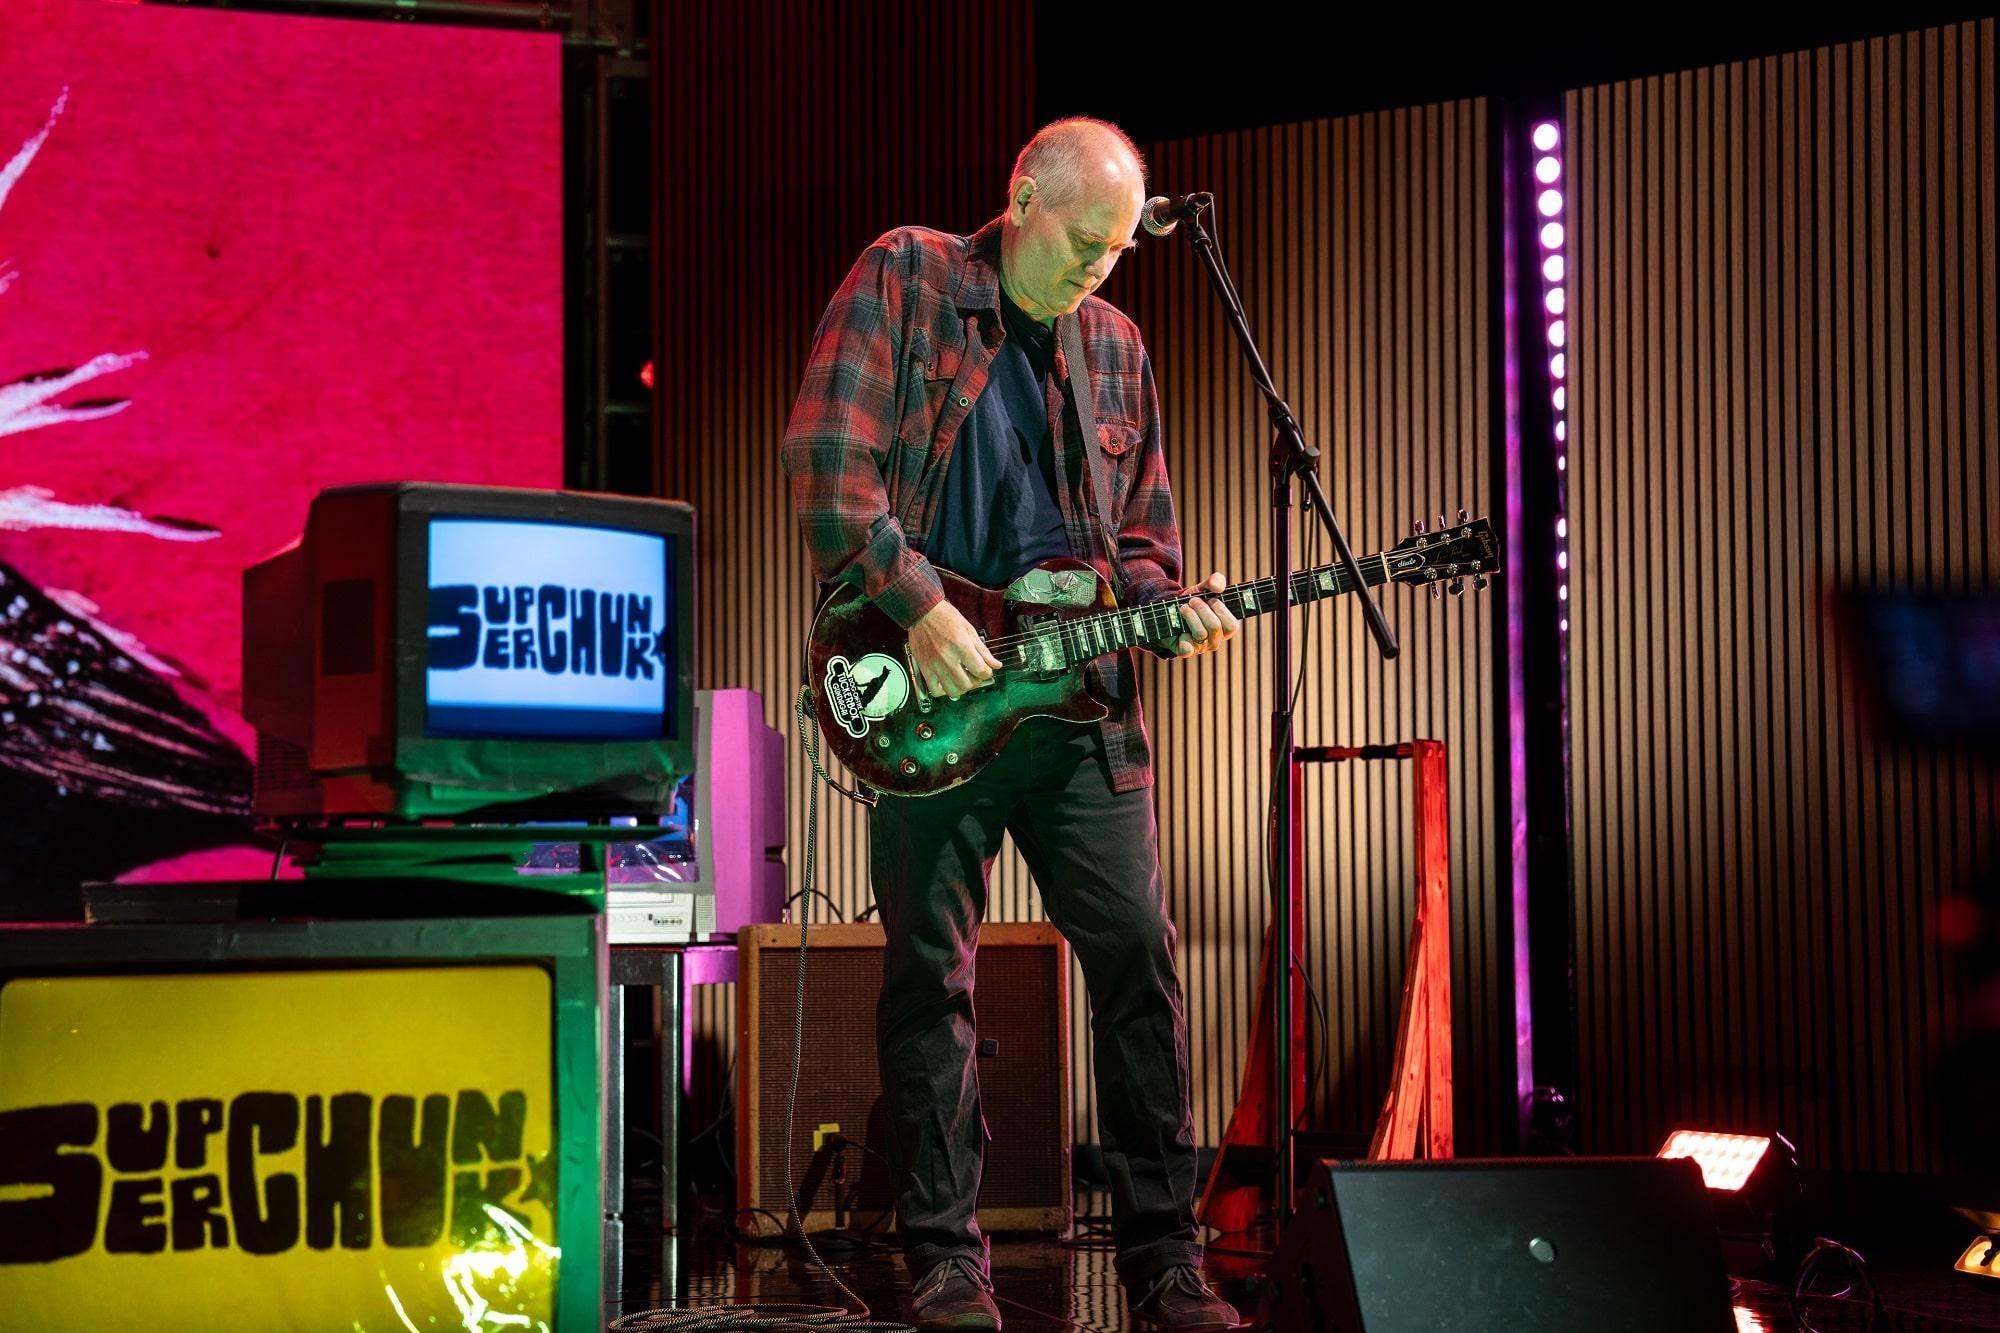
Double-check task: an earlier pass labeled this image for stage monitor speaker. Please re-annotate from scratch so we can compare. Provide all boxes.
[735,922,1071,1235]
[1266,1157,1734,1331]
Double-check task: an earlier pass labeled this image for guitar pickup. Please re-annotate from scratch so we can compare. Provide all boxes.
[1014,614,1069,679]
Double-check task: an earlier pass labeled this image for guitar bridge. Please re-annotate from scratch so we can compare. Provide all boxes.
[904,643,933,713]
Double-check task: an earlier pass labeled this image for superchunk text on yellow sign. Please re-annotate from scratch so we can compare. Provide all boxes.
[0,965,559,1332]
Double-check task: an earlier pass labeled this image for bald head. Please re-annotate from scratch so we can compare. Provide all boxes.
[1007,117,1147,213]
[999,118,1147,325]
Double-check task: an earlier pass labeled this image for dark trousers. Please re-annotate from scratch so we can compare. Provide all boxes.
[868,717,1201,1290]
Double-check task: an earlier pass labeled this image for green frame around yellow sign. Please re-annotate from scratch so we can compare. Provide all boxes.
[0,901,603,1332]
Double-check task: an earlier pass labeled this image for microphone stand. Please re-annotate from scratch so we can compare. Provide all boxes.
[1167,196,1397,1233]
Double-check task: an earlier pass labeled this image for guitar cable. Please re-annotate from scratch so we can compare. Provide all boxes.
[611,696,908,1333]
[769,689,907,1325]
[796,683,880,808]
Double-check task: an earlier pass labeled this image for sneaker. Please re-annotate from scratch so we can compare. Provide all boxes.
[1129,1263,1242,1331]
[910,1255,1002,1331]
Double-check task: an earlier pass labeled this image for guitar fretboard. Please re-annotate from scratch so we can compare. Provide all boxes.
[1015,554,1392,672]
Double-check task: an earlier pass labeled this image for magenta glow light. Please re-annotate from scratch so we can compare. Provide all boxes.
[1529,115,1571,641]
[1511,111,1576,1128]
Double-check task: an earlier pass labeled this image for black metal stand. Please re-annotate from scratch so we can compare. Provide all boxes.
[1171,199,1397,1231]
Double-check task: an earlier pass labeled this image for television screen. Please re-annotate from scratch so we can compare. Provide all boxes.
[245,483,695,819]
[424,517,673,741]
[1842,587,2000,750]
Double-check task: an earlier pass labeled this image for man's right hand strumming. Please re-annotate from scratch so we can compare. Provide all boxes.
[908,599,1004,701]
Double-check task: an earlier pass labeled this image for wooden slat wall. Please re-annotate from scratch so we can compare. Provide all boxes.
[650,0,1037,1140]
[655,10,1506,1153]
[1111,110,1503,1151]
[1567,19,1999,1174]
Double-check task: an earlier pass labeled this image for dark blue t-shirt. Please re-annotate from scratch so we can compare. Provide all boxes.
[923,291,1071,589]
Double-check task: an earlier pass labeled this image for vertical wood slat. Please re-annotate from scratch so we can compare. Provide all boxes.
[654,10,1503,1153]
[1119,109,1501,1151]
[651,0,1037,1142]
[1569,18,1999,1174]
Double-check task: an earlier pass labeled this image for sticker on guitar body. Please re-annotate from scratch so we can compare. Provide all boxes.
[822,653,910,737]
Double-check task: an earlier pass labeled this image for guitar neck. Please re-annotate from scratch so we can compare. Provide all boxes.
[1207,556,1393,623]
[1044,553,1394,669]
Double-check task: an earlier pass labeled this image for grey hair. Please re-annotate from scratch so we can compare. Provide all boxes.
[1008,117,1146,211]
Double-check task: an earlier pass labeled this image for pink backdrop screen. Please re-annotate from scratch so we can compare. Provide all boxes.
[0,0,563,880]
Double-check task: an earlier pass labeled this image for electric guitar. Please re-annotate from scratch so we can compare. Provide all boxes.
[807,515,1498,797]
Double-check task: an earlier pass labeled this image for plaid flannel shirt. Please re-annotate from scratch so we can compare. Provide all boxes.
[782,216,1184,792]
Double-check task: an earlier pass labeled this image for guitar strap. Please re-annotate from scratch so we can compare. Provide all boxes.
[1056,310,1126,601]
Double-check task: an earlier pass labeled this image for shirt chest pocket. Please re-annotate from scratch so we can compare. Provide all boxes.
[1094,416,1145,523]
[897,329,965,454]
[885,330,965,521]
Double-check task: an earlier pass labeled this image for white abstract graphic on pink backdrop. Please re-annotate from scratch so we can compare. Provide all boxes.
[0,0,563,883]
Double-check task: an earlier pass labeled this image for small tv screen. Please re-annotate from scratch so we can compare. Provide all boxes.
[424,517,673,740]
[1842,586,2000,750]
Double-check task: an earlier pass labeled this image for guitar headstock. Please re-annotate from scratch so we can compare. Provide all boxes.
[1387,509,1500,598]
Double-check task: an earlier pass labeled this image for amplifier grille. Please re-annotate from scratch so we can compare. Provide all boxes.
[740,924,1069,1232]
[254,731,320,796]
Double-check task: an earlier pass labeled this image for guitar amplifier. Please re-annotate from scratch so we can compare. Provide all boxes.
[735,922,1071,1235]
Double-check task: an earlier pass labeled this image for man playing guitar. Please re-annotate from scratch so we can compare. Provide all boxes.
[783,117,1243,1331]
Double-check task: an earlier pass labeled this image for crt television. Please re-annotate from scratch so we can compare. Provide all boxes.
[244,482,695,819]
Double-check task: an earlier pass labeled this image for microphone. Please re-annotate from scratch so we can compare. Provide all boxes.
[1140,191,1212,238]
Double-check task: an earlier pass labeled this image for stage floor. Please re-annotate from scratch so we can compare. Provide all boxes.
[602,1188,2000,1332]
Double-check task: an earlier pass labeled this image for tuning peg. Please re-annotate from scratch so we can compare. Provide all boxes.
[1472,575,1489,591]
[1430,584,1442,601]
[1457,507,1470,525]
[1413,518,1427,535]
[1435,514,1446,531]
[1447,579,1465,596]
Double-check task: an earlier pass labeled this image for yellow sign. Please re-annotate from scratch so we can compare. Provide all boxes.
[0,966,558,1331]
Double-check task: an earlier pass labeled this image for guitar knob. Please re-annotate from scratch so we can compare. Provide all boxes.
[1457,506,1470,524]
[1413,518,1427,534]
[1434,514,1446,532]
[1430,585,1442,601]
[1447,579,1465,596]
[899,758,919,777]
[915,722,935,740]
[1472,575,1489,591]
